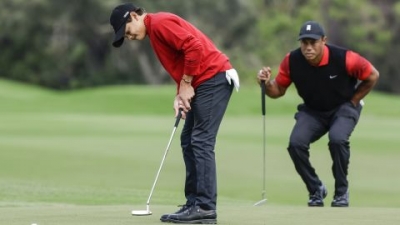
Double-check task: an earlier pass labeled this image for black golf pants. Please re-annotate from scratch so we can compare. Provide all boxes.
[287,102,362,196]
[180,72,233,210]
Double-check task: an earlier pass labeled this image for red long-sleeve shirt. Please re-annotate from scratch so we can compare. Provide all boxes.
[275,45,372,88]
[144,13,232,90]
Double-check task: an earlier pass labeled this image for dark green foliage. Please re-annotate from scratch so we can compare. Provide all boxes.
[0,0,398,93]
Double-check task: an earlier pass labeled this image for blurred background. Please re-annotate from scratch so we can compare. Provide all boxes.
[1,0,399,93]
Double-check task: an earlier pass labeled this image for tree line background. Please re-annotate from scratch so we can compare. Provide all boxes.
[1,0,399,94]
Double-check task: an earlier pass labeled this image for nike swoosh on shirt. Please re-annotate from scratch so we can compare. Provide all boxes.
[329,75,338,79]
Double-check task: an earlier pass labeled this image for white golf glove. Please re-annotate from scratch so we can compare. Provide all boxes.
[226,68,240,92]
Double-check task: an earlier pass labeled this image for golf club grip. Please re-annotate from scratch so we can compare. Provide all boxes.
[174,109,183,127]
[261,80,266,116]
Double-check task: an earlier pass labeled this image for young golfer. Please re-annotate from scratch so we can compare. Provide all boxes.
[110,3,239,223]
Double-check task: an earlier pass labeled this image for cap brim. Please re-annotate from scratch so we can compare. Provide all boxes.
[298,34,322,40]
[112,23,126,48]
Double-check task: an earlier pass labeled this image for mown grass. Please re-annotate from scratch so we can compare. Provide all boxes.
[0,79,399,224]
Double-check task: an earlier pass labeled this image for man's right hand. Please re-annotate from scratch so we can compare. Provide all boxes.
[174,96,188,119]
[256,66,287,98]
[257,66,272,84]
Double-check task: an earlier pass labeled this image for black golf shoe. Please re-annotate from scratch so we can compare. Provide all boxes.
[331,192,349,207]
[167,205,217,224]
[160,204,192,222]
[308,184,328,207]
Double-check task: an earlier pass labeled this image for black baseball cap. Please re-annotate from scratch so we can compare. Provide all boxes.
[110,3,139,47]
[298,21,325,40]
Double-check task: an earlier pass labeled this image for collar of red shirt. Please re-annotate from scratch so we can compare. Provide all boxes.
[318,45,329,66]
[144,14,151,35]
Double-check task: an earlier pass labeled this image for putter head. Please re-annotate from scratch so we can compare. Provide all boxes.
[253,198,267,206]
[131,210,152,216]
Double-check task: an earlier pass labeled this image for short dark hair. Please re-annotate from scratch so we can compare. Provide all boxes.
[126,7,145,22]
[135,7,146,16]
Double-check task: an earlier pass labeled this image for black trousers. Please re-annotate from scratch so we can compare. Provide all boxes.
[287,102,362,196]
[180,72,233,210]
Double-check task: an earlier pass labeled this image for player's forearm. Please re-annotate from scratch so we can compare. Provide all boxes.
[351,67,379,106]
[264,79,285,98]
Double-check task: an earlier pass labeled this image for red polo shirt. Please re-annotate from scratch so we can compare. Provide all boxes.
[276,45,372,88]
[144,13,232,90]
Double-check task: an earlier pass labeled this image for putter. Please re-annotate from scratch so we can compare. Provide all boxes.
[132,109,183,216]
[254,80,267,206]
